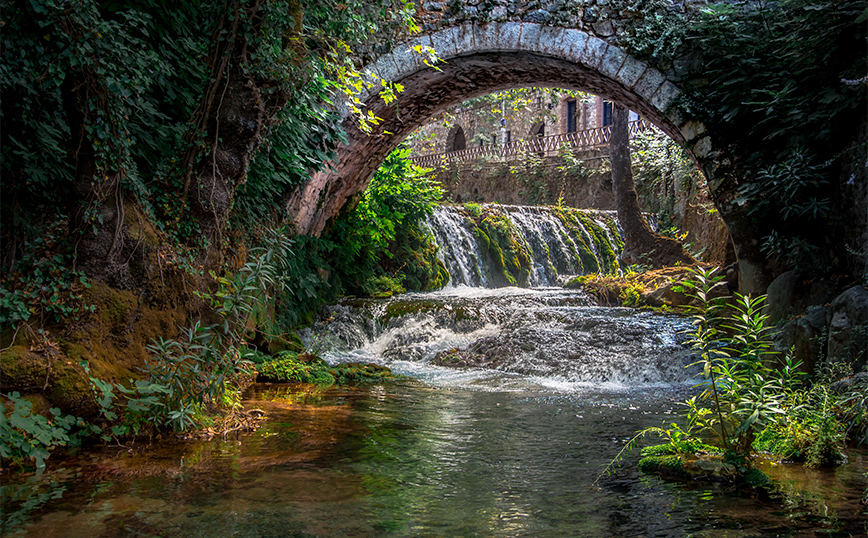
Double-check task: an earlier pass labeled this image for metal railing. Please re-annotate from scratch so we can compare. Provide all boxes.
[411,119,651,167]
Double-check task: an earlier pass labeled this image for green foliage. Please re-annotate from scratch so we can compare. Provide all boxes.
[734,150,832,270]
[622,267,851,474]
[509,153,551,205]
[619,281,645,307]
[234,79,346,228]
[255,351,393,385]
[82,231,296,432]
[463,202,482,218]
[387,226,450,292]
[838,375,868,446]
[362,275,406,298]
[1,0,425,291]
[683,0,865,158]
[640,440,720,458]
[0,226,94,326]
[257,352,336,385]
[0,393,86,471]
[680,267,787,455]
[621,0,866,274]
[620,0,689,63]
[678,1,865,272]
[327,145,444,296]
[348,145,442,254]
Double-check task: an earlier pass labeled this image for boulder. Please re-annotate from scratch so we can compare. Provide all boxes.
[826,285,868,371]
[776,305,827,373]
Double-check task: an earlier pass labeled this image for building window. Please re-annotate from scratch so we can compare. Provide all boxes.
[602,101,613,127]
[566,99,578,133]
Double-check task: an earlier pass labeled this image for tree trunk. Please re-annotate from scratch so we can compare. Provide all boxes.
[610,103,696,268]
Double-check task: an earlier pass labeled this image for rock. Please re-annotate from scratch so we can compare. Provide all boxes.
[591,20,614,36]
[523,9,551,23]
[764,270,800,325]
[826,285,868,370]
[777,304,827,372]
[489,5,507,19]
[829,371,868,394]
[641,282,690,308]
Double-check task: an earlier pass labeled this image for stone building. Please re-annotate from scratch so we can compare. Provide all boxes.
[406,90,635,158]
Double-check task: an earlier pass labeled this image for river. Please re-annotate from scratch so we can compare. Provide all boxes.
[2,285,866,537]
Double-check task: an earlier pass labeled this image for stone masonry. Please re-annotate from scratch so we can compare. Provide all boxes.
[284,1,775,292]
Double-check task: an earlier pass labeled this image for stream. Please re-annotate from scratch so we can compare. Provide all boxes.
[2,286,866,537]
[2,207,866,536]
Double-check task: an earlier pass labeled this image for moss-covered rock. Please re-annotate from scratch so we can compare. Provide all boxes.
[382,222,450,292]
[475,213,531,287]
[638,443,769,487]
[565,266,700,309]
[255,351,394,386]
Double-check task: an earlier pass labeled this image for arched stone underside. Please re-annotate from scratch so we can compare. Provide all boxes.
[286,23,757,290]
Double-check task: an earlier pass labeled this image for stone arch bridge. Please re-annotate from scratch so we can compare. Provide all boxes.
[286,2,764,290]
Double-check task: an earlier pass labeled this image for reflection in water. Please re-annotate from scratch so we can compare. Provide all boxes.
[3,286,866,536]
[2,381,866,537]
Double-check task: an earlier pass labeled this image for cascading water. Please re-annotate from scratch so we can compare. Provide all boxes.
[302,287,698,392]
[300,204,696,391]
[425,204,624,288]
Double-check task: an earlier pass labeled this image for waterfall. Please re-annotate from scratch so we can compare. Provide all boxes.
[425,204,624,288]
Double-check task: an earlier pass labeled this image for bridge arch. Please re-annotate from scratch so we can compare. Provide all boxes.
[286,22,755,289]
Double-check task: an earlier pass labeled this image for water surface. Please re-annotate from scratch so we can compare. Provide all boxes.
[3,287,865,537]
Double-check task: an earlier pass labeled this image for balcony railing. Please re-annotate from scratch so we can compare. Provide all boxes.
[411,119,651,167]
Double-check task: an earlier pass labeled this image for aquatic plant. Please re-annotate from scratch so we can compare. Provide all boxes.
[608,266,853,483]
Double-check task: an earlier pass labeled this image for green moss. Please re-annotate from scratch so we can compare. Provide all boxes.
[383,299,440,322]
[564,275,589,289]
[574,212,619,275]
[382,223,448,292]
[473,227,490,251]
[638,454,684,475]
[743,467,770,487]
[60,342,88,362]
[602,215,625,252]
[83,282,136,327]
[0,346,44,389]
[639,444,770,487]
[640,441,721,457]
[558,211,600,274]
[0,327,28,349]
[477,215,531,287]
[330,362,393,385]
[49,369,97,416]
[256,352,394,386]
